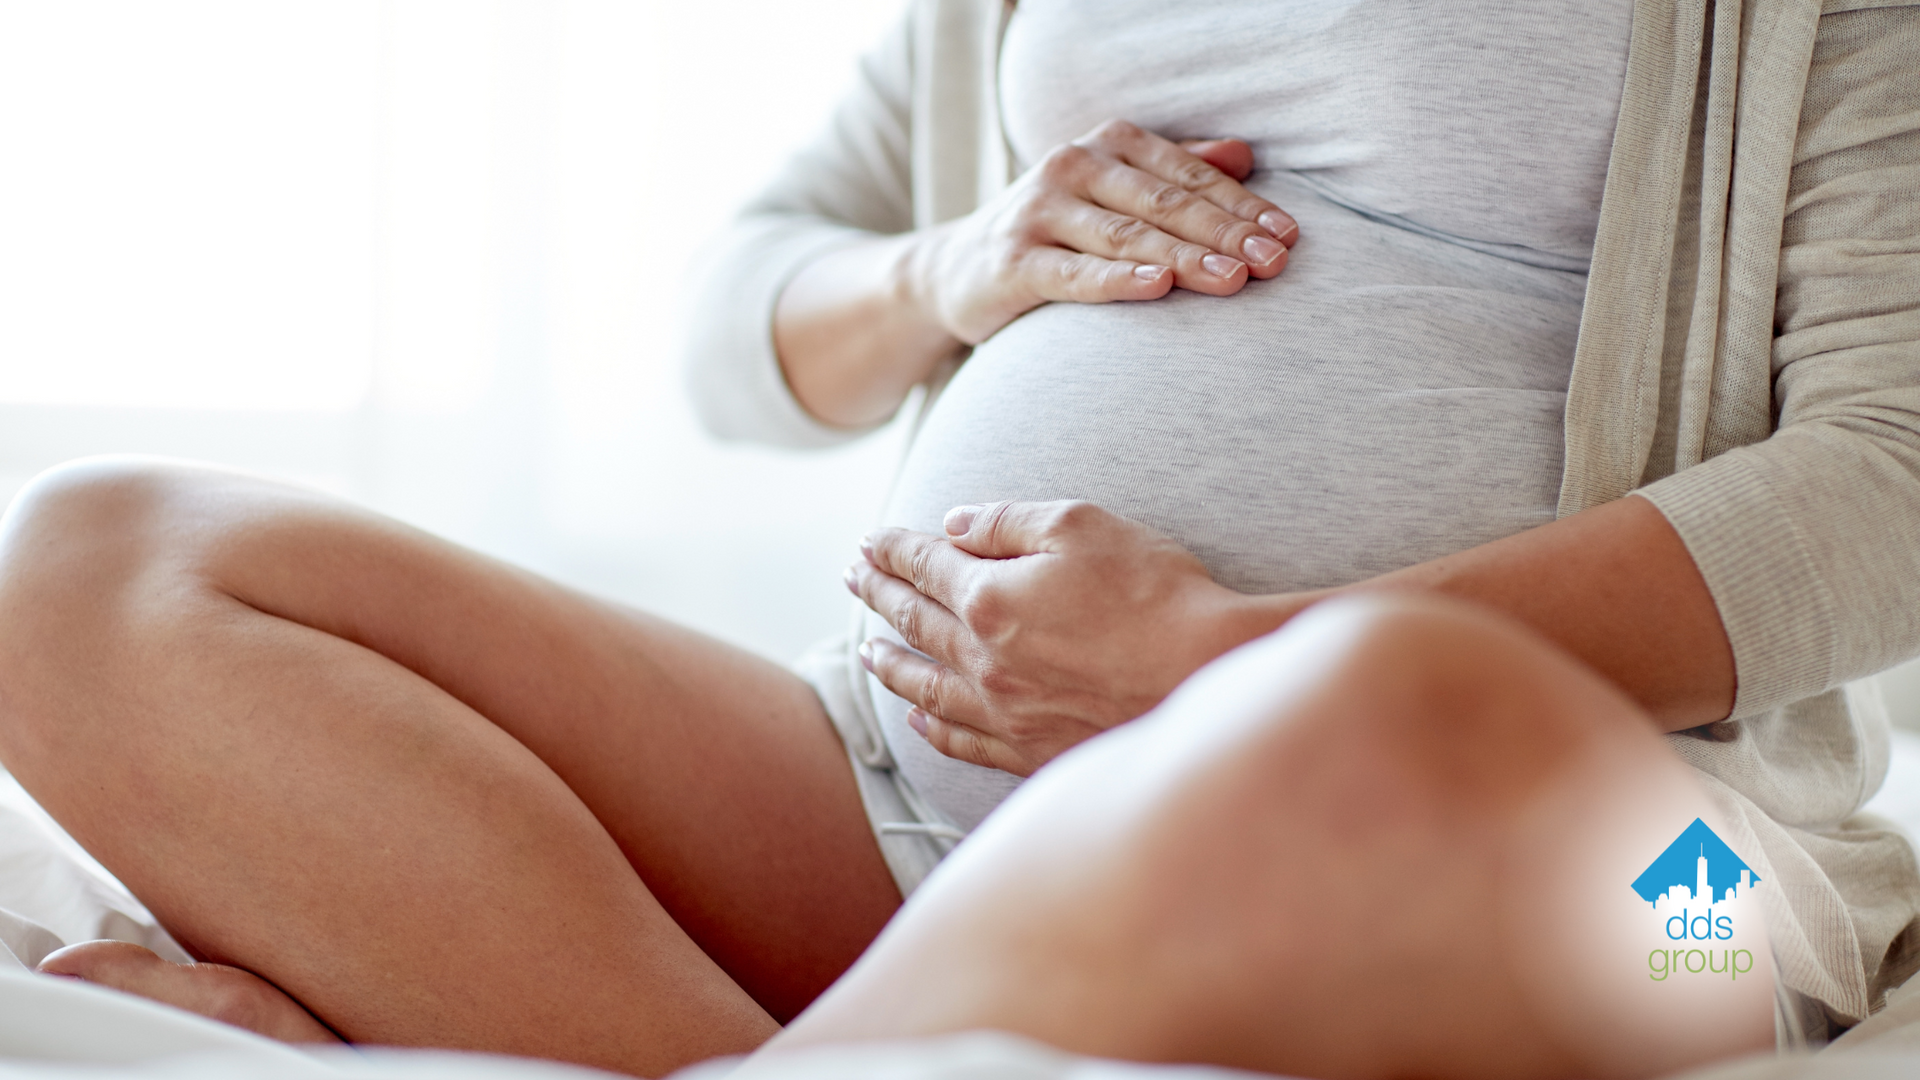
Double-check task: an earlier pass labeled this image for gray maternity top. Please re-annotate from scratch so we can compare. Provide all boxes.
[864,0,1636,830]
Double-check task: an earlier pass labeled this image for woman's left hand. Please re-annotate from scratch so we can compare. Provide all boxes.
[847,500,1293,776]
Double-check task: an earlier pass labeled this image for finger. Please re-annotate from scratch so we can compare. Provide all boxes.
[1177,138,1254,182]
[1015,246,1176,305]
[1045,200,1256,295]
[860,527,982,613]
[1030,142,1273,290]
[941,499,1109,559]
[1083,120,1298,247]
[906,706,1029,775]
[859,637,988,731]
[1081,162,1289,283]
[847,561,972,664]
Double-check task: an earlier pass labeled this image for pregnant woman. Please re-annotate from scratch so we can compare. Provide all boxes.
[0,0,1916,1078]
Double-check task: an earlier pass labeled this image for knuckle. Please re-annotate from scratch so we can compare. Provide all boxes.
[1169,241,1211,267]
[906,543,933,593]
[976,662,1018,697]
[1052,499,1100,531]
[979,501,1015,550]
[1170,158,1221,191]
[1038,144,1090,184]
[1209,218,1253,251]
[1099,214,1152,251]
[894,603,921,650]
[959,584,1004,636]
[964,737,998,771]
[921,667,949,718]
[1232,195,1275,220]
[1090,118,1141,145]
[1142,183,1189,216]
[1058,251,1101,287]
[949,726,991,768]
[924,722,953,758]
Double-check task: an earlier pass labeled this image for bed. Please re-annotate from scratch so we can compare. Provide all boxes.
[5,734,1920,1080]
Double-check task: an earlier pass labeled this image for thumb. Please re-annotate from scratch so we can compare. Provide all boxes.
[944,499,1099,559]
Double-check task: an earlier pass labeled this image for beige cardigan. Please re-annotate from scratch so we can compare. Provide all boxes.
[685,0,1920,1028]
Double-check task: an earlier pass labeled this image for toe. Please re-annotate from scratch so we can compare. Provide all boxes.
[37,939,166,982]
[38,939,340,1045]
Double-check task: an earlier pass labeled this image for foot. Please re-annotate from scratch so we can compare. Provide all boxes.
[37,940,342,1045]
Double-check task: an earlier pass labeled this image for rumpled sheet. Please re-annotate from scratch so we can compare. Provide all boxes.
[0,984,1918,1080]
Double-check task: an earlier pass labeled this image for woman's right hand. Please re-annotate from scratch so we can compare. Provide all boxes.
[908,119,1299,345]
[773,120,1298,427]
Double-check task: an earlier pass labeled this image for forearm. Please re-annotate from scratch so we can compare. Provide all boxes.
[772,231,963,429]
[1224,495,1735,730]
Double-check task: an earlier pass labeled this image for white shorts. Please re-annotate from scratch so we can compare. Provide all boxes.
[796,635,957,899]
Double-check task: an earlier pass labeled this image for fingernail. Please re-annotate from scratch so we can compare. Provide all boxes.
[945,505,982,535]
[858,534,874,561]
[906,707,929,736]
[1259,210,1299,246]
[1201,253,1243,278]
[1242,234,1284,266]
[858,640,875,671]
[844,564,860,597]
[1133,264,1168,283]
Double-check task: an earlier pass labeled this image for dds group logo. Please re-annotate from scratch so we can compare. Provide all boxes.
[1632,817,1762,983]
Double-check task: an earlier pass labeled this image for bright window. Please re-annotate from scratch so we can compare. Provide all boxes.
[0,0,909,663]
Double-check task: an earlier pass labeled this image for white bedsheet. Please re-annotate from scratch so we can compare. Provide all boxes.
[0,991,1918,1080]
[2,732,1919,1078]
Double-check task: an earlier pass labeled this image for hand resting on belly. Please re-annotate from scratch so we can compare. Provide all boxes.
[846,499,1294,776]
[849,493,1741,777]
[910,120,1298,345]
[773,120,1300,427]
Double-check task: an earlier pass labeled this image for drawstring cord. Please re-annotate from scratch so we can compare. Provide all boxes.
[879,821,968,843]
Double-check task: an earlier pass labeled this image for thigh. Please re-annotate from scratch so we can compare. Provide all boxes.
[0,460,898,1025]
[783,594,1773,1079]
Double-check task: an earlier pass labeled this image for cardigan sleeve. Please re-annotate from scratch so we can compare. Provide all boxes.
[681,8,918,448]
[1638,6,1920,717]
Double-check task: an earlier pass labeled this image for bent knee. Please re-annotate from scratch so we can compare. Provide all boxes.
[1298,593,1651,746]
[7,454,183,530]
[0,458,260,671]
[1176,594,1676,830]
[1,457,204,593]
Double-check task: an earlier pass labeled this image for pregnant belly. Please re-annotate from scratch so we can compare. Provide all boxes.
[867,192,1586,830]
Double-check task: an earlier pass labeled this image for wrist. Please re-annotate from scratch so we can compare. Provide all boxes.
[895,223,966,353]
[1190,584,1325,666]
[776,231,965,426]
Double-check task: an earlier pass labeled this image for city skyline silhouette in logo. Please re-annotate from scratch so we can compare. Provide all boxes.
[1632,817,1760,906]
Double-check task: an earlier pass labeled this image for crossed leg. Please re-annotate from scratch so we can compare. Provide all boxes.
[778,595,1777,1079]
[0,460,1777,1079]
[0,459,902,1076]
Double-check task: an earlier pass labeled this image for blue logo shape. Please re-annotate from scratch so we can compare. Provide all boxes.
[1632,818,1758,905]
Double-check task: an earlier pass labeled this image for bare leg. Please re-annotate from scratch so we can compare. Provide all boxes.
[779,595,1775,1080]
[0,459,900,1075]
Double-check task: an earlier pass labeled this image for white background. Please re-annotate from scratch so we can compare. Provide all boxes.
[0,0,911,664]
[1,0,1916,726]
